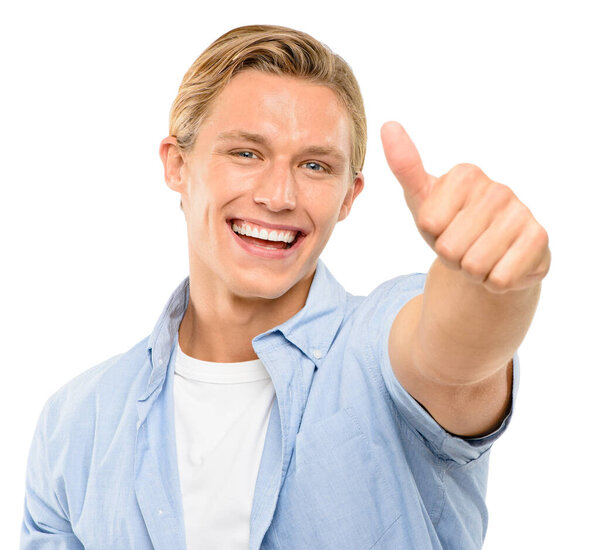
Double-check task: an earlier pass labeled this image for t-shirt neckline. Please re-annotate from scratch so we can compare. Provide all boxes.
[174,342,271,384]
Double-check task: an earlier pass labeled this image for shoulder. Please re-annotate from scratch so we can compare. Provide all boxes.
[346,272,427,332]
[333,272,428,391]
[366,272,427,303]
[39,336,151,442]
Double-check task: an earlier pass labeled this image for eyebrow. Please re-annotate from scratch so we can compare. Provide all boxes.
[215,130,348,164]
[216,130,269,146]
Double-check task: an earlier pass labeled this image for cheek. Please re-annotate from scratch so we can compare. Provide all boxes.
[205,161,258,198]
[309,200,346,238]
[186,165,226,208]
[306,185,346,216]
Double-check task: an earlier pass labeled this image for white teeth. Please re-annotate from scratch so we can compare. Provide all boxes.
[232,221,298,243]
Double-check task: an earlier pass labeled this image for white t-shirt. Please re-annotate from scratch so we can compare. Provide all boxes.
[173,342,276,550]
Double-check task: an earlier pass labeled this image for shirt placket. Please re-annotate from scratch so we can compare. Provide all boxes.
[134,346,187,550]
[249,335,311,550]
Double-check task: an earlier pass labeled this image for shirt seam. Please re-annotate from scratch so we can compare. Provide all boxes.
[432,462,449,529]
[364,279,428,445]
[367,512,403,550]
[364,278,449,525]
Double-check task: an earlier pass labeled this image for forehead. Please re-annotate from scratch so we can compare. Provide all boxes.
[199,70,352,156]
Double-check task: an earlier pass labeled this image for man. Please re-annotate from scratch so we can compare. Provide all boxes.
[21,25,550,550]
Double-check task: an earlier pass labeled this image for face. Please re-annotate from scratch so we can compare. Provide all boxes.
[161,70,364,301]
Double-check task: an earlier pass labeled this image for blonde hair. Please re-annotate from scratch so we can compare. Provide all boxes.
[168,25,367,177]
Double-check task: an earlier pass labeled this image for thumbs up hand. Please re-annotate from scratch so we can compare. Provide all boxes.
[381,121,551,293]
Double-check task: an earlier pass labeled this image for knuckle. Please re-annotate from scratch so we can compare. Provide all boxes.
[434,238,460,262]
[516,200,531,215]
[450,163,483,181]
[507,200,531,225]
[416,208,440,235]
[532,224,549,248]
[485,272,512,293]
[541,254,552,278]
[488,182,514,204]
[460,255,488,280]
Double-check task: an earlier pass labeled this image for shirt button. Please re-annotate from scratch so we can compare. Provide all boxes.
[158,509,164,516]
[312,349,322,359]
[158,359,163,365]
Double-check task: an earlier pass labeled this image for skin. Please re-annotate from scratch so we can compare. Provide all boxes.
[159,71,364,363]
[160,70,550,437]
[382,122,550,436]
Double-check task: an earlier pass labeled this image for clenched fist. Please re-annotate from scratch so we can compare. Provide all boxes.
[381,121,551,293]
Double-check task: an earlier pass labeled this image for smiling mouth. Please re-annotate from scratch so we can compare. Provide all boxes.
[235,230,298,249]
[229,220,302,250]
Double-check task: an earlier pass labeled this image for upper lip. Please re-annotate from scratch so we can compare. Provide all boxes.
[228,217,307,235]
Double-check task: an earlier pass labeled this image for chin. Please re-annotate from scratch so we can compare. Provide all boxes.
[226,272,297,301]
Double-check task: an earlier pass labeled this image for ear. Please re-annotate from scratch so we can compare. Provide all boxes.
[159,136,186,193]
[337,171,365,222]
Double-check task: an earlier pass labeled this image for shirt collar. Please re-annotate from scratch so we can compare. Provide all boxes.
[144,258,347,397]
[269,258,347,366]
[143,276,190,400]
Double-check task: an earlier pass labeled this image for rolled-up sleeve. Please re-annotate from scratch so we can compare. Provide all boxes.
[367,273,520,465]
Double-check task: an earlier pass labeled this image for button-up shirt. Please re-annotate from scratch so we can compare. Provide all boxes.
[21,259,519,549]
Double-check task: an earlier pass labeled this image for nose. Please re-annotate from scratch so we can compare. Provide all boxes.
[253,162,297,212]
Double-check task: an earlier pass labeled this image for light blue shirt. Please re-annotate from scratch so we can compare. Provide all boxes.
[21,259,518,549]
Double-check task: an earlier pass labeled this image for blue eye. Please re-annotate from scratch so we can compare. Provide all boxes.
[235,151,257,159]
[304,161,326,172]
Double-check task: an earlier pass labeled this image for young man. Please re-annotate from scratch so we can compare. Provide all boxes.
[21,25,550,550]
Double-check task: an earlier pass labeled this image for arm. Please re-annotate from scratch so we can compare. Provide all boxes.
[381,122,550,437]
[21,406,84,550]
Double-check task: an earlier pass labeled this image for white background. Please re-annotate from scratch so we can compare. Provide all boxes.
[2,1,598,548]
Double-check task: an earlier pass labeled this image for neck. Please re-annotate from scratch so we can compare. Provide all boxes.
[178,266,315,363]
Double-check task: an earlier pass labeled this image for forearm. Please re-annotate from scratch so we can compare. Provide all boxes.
[414,257,541,385]
[382,123,549,435]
